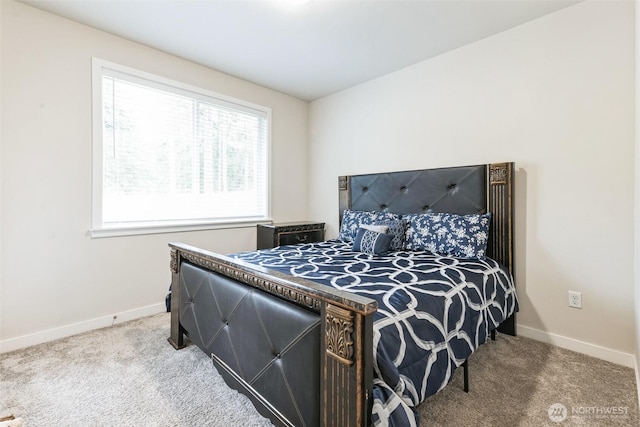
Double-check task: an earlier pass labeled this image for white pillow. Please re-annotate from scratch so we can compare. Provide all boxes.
[360,224,389,234]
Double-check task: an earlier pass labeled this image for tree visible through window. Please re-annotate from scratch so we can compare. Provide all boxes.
[92,59,270,235]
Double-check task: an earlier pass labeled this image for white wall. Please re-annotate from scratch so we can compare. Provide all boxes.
[0,0,4,349]
[0,0,309,350]
[635,0,640,404]
[310,0,635,363]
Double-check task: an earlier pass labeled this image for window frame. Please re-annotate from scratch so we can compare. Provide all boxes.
[90,58,272,238]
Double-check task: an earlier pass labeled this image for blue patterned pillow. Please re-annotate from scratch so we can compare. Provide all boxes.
[352,228,393,255]
[339,210,402,242]
[403,212,491,259]
[373,219,405,251]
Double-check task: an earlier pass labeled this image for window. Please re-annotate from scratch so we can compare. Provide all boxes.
[91,58,270,237]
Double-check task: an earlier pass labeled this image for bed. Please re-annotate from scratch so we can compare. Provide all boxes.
[168,162,517,427]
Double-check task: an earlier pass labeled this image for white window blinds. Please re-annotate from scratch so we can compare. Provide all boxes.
[92,59,270,236]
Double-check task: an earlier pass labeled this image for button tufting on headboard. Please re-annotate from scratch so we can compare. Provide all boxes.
[345,165,486,215]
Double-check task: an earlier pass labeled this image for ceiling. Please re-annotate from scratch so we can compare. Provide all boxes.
[20,0,580,101]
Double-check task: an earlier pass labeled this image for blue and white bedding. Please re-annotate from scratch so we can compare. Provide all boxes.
[233,239,517,427]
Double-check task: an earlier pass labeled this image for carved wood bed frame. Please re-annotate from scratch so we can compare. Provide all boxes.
[168,162,515,427]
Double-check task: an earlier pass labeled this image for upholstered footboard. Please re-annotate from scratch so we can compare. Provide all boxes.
[168,243,376,427]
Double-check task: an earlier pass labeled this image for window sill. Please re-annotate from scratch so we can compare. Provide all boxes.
[89,219,272,238]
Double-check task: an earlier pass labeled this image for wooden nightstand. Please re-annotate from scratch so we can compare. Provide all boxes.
[257,222,325,249]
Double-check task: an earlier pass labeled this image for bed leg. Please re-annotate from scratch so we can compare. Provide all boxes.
[321,304,373,426]
[463,359,469,393]
[168,303,186,350]
[168,248,186,350]
[167,320,186,350]
[497,312,516,336]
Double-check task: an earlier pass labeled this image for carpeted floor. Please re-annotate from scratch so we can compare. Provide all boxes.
[0,313,272,427]
[419,332,639,426]
[1,313,637,426]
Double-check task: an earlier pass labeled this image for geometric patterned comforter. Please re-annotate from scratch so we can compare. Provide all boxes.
[233,240,518,427]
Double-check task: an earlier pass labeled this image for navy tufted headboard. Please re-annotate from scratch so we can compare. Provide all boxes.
[340,164,487,216]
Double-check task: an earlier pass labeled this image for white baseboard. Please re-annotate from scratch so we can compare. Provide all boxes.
[0,303,166,354]
[517,324,635,368]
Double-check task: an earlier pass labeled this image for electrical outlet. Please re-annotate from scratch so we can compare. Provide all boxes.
[568,291,582,309]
